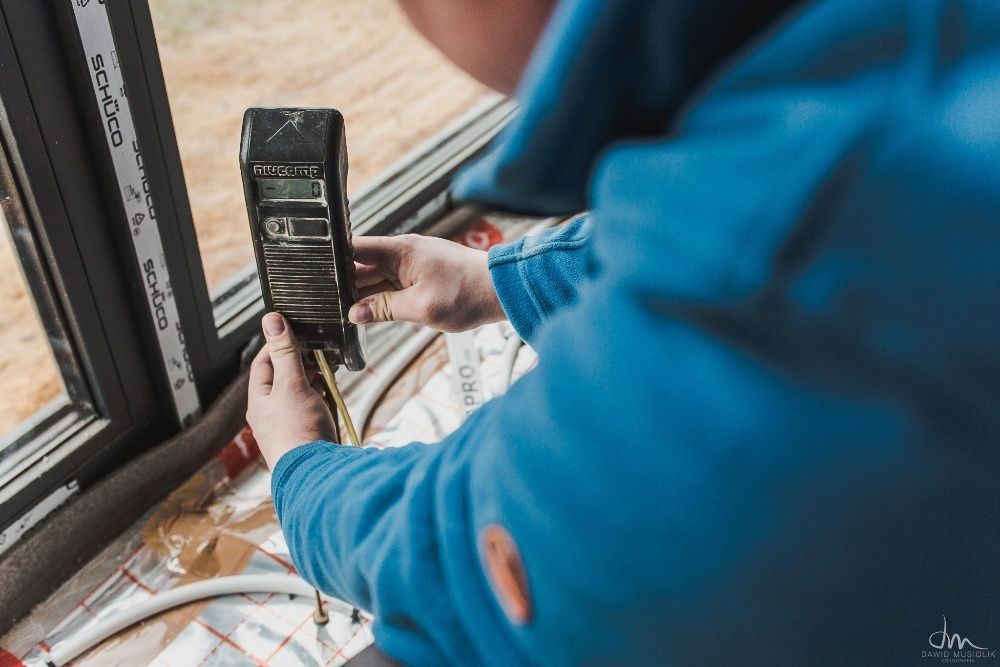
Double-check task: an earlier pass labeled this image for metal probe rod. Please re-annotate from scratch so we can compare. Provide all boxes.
[311,349,362,624]
[313,350,361,446]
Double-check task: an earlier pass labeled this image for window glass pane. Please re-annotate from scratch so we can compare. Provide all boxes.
[149,0,494,291]
[0,220,65,438]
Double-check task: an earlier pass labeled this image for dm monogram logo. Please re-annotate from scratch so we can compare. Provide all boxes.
[922,616,996,663]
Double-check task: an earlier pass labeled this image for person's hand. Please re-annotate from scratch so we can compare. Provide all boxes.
[349,234,505,332]
[247,313,338,469]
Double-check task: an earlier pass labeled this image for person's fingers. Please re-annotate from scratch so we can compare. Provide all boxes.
[355,264,387,289]
[349,286,425,325]
[352,236,411,271]
[310,378,326,396]
[357,280,395,301]
[248,345,273,398]
[261,312,306,387]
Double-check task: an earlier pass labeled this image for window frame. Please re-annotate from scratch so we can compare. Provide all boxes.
[0,0,163,534]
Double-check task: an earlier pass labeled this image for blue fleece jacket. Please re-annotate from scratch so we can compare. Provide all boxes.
[273,0,1000,664]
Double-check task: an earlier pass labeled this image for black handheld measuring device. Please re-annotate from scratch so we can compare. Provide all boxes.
[240,107,365,370]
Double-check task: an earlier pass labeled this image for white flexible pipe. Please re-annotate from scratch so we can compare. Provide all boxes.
[499,332,524,393]
[352,327,440,438]
[44,575,354,667]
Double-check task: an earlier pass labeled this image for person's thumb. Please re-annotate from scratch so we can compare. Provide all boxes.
[349,287,423,325]
[262,312,306,385]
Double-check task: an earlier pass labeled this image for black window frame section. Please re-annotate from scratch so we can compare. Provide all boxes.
[0,0,164,540]
[0,0,512,551]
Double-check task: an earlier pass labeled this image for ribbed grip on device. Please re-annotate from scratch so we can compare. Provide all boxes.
[262,243,343,324]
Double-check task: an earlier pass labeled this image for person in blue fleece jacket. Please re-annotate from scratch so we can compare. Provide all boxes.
[246,0,1000,664]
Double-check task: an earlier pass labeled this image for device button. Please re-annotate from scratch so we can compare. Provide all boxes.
[264,218,285,236]
[288,217,330,239]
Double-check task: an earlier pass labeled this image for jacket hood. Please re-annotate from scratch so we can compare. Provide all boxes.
[453,0,802,215]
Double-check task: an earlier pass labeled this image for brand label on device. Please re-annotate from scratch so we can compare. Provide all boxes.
[70,0,200,426]
[252,164,322,178]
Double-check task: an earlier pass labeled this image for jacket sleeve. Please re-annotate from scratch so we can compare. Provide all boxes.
[487,214,591,343]
[271,410,526,666]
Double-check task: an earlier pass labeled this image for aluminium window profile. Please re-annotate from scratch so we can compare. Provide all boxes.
[0,1,164,537]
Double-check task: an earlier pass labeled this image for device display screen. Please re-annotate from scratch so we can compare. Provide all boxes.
[257,178,324,201]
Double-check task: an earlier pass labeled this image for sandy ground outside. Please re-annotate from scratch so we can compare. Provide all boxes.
[0,0,489,437]
[151,0,492,288]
